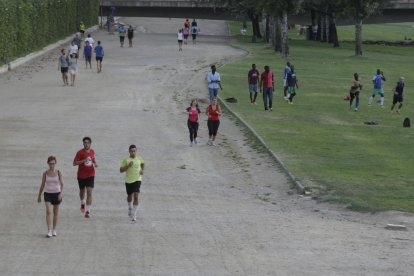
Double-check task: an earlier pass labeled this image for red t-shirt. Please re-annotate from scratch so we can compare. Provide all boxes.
[261,70,274,88]
[207,105,220,121]
[74,149,95,179]
[187,106,201,122]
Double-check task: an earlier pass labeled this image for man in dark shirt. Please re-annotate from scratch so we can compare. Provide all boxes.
[390,77,405,114]
[248,64,260,104]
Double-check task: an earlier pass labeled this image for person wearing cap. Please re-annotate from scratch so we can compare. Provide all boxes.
[390,77,405,114]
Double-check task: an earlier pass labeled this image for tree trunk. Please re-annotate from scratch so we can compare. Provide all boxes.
[321,13,327,42]
[310,9,316,41]
[251,14,262,42]
[325,11,329,43]
[316,12,322,41]
[329,12,339,47]
[275,17,282,53]
[281,10,289,57]
[355,17,363,55]
[265,15,270,43]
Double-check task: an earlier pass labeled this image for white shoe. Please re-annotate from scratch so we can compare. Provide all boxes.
[52,230,57,237]
[46,230,52,238]
[132,216,136,222]
[207,140,212,146]
[212,141,216,146]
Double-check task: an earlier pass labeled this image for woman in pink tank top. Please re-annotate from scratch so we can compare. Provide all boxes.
[37,156,64,238]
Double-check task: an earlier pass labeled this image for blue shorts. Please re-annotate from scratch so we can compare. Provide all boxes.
[249,84,258,93]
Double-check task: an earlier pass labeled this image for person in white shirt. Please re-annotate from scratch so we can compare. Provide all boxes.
[69,41,79,58]
[177,29,184,51]
[84,34,94,48]
[207,65,223,102]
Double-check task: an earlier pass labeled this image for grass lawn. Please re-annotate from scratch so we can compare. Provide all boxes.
[221,21,414,212]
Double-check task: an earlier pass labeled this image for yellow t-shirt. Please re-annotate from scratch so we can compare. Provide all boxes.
[121,156,144,183]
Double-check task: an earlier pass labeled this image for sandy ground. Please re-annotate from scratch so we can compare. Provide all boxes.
[0,18,413,276]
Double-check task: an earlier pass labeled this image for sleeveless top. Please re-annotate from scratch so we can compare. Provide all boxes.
[44,171,61,193]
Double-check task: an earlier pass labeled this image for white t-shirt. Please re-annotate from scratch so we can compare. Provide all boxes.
[69,44,78,55]
[85,37,94,48]
[177,32,184,41]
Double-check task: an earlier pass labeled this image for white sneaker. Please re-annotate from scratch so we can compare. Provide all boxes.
[132,216,136,222]
[212,141,216,146]
[52,230,57,237]
[207,140,212,146]
[46,230,52,238]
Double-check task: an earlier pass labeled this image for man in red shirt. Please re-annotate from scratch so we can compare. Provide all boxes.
[73,137,98,218]
[259,65,274,111]
[248,64,260,104]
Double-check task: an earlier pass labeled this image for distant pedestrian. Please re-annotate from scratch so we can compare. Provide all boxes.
[259,65,274,111]
[248,64,260,104]
[73,137,97,218]
[186,99,201,146]
[206,97,222,146]
[183,27,189,45]
[127,25,134,47]
[79,22,86,38]
[69,41,79,58]
[72,33,82,53]
[85,34,95,48]
[184,18,190,29]
[94,41,104,73]
[37,156,63,238]
[390,77,405,114]
[283,62,291,97]
[120,145,145,222]
[191,19,197,27]
[69,54,78,86]
[284,65,299,104]
[349,73,362,111]
[177,29,184,51]
[83,41,92,69]
[207,65,222,102]
[368,69,386,108]
[58,49,69,86]
[191,25,198,44]
[118,24,126,47]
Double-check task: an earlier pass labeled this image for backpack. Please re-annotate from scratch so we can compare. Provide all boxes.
[403,117,411,128]
[374,75,382,88]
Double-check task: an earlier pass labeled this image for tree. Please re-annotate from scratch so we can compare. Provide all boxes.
[339,0,392,55]
[223,0,262,42]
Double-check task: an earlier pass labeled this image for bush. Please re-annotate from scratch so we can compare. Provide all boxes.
[0,0,99,65]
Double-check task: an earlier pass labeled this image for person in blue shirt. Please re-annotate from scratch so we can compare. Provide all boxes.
[83,41,93,69]
[118,24,126,47]
[368,69,386,107]
[283,62,291,97]
[94,41,104,73]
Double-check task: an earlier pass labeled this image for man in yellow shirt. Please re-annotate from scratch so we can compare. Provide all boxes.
[120,145,144,222]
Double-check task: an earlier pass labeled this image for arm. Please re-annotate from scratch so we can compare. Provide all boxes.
[120,161,133,173]
[57,170,64,200]
[73,159,86,166]
[37,173,46,202]
[259,76,263,92]
[140,163,145,175]
[216,105,222,116]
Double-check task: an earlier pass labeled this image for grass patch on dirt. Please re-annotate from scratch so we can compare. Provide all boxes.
[221,21,414,212]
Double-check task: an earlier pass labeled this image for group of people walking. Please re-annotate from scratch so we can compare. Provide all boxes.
[177,19,199,51]
[38,137,145,237]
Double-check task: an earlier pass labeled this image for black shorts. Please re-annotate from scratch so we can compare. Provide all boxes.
[393,96,403,104]
[350,91,360,97]
[78,176,95,189]
[44,192,62,205]
[96,57,103,62]
[61,67,68,73]
[192,34,197,40]
[125,181,141,195]
[120,36,125,42]
[85,56,91,62]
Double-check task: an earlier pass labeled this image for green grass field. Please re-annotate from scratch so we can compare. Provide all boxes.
[222,21,414,212]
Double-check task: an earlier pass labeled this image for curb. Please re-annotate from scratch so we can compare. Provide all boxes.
[0,25,98,75]
[218,97,305,193]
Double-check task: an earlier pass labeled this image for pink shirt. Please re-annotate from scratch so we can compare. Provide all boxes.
[44,173,61,193]
[187,106,201,122]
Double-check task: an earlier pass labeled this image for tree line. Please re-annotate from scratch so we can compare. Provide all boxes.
[0,0,99,65]
[223,0,393,56]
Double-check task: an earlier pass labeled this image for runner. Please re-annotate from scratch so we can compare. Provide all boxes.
[37,156,63,238]
[248,64,260,104]
[68,41,79,58]
[207,65,223,102]
[283,62,291,97]
[177,29,184,51]
[186,99,201,146]
[184,18,190,29]
[69,54,78,86]
[206,97,222,146]
[73,137,98,218]
[58,49,69,86]
[120,145,145,222]
[73,33,82,50]
[79,22,86,38]
[191,18,198,27]
[84,34,95,48]
[191,24,198,45]
[349,73,362,111]
[259,65,274,111]
[284,65,299,104]
[83,40,92,69]
[390,77,405,114]
[127,25,134,48]
[368,69,386,108]
[94,41,104,73]
[118,24,127,47]
[183,26,189,45]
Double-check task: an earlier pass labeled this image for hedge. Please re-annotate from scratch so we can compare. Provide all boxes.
[0,0,99,65]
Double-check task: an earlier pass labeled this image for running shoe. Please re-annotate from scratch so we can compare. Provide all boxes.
[46,230,52,238]
[80,204,85,213]
[52,230,57,237]
[212,141,216,146]
[194,139,198,145]
[354,108,358,112]
[132,216,137,222]
[84,211,90,218]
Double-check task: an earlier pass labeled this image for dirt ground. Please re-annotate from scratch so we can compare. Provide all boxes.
[0,18,413,276]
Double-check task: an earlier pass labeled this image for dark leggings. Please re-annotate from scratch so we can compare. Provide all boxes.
[187,121,199,142]
[350,91,360,108]
[207,120,220,136]
[289,93,296,102]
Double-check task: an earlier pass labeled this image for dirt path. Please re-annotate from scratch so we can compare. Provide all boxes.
[0,18,413,275]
